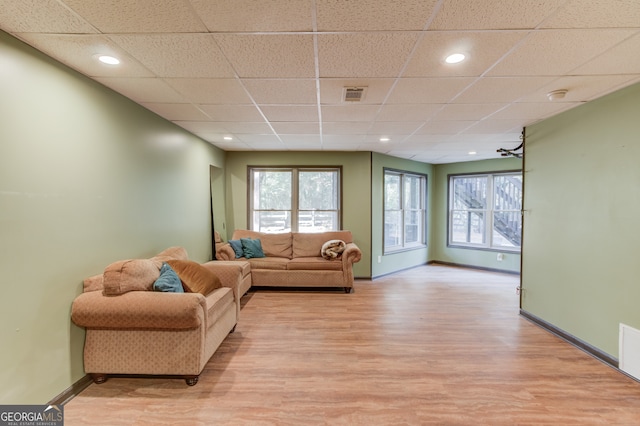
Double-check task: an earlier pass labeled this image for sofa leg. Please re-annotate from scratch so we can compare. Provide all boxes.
[185,375,199,386]
[90,373,107,384]
[344,287,353,293]
[230,324,237,333]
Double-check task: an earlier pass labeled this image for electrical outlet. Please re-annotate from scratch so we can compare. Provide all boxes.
[497,253,504,261]
[377,255,382,263]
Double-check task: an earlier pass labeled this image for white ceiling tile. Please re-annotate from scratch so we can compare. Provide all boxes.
[431,103,506,121]
[15,34,153,77]
[418,121,476,134]
[404,31,528,77]
[318,33,420,78]
[190,0,313,32]
[387,78,476,104]
[216,122,274,134]
[0,0,96,33]
[261,105,319,122]
[571,33,640,76]
[198,105,265,122]
[243,80,318,104]
[271,122,320,134]
[430,0,566,30]
[95,77,185,103]
[376,104,442,122]
[461,119,526,134]
[402,134,452,145]
[322,105,380,122]
[316,0,439,31]
[109,34,235,78]
[541,0,640,29]
[62,0,207,33]
[141,103,209,121]
[279,134,322,145]
[322,135,366,145]
[323,122,371,134]
[369,122,423,135]
[214,34,316,78]
[165,78,252,104]
[453,77,555,103]
[173,121,231,134]
[234,134,282,145]
[488,29,637,76]
[245,142,287,150]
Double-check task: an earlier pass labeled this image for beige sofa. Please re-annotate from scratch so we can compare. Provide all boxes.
[215,230,362,293]
[71,246,244,386]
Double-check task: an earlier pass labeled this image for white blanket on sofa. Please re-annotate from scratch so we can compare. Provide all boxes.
[321,239,346,260]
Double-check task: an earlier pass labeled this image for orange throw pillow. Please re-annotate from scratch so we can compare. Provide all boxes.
[166,260,221,295]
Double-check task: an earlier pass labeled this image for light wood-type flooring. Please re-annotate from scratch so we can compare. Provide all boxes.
[64,265,640,425]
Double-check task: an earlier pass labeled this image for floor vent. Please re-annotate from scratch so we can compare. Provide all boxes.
[343,86,366,102]
[619,323,640,380]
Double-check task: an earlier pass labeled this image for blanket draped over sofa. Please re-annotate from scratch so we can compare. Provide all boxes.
[215,230,362,293]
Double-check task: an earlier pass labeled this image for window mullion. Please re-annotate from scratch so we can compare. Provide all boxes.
[292,168,299,233]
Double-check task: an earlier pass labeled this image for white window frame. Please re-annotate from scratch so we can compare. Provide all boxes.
[448,171,522,252]
[384,169,427,254]
[249,167,341,233]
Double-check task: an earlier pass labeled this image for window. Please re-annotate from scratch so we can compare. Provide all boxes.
[249,167,340,233]
[384,169,427,253]
[448,172,522,251]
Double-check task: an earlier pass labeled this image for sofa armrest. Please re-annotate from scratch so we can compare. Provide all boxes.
[215,243,236,261]
[71,291,206,330]
[200,261,242,318]
[342,242,362,265]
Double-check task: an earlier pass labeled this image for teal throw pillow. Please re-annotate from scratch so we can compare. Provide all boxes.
[241,238,265,259]
[229,239,244,258]
[153,262,184,293]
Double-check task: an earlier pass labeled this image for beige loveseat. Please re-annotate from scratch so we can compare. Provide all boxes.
[215,230,362,293]
[71,246,244,386]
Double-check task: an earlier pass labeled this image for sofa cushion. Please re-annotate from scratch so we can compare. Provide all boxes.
[241,238,265,259]
[288,257,344,271]
[153,263,184,293]
[233,230,292,258]
[83,274,104,293]
[166,260,221,295]
[103,259,160,296]
[151,246,189,268]
[292,231,353,258]
[248,257,289,270]
[228,240,244,258]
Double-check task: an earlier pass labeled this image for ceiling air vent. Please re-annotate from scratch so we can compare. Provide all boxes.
[343,86,367,102]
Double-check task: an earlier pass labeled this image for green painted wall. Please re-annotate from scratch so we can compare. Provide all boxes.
[224,151,372,278]
[0,32,225,403]
[432,158,523,273]
[371,153,433,278]
[522,81,640,358]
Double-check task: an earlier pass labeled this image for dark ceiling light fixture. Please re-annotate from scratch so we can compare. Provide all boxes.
[497,129,525,159]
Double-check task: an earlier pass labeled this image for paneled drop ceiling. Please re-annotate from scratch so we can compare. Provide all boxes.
[1,0,639,163]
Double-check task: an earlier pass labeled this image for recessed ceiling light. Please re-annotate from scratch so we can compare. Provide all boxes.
[379,137,390,142]
[97,55,120,65]
[223,136,233,141]
[445,53,466,64]
[468,151,477,155]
